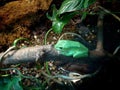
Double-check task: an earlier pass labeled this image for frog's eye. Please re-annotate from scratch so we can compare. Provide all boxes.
[59,47,63,49]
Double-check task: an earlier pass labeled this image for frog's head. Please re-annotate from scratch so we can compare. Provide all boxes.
[54,40,68,51]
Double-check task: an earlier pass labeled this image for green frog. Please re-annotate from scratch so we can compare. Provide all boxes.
[54,40,88,58]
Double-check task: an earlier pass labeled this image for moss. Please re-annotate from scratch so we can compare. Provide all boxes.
[0,25,30,51]
[0,0,52,25]
[0,0,52,52]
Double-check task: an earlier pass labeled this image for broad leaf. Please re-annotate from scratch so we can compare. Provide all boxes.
[46,5,58,21]
[0,76,23,90]
[58,0,96,14]
[58,0,83,14]
[52,12,77,33]
[52,20,64,34]
[47,0,96,34]
[84,0,89,8]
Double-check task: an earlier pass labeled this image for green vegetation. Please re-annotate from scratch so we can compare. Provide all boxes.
[47,0,96,33]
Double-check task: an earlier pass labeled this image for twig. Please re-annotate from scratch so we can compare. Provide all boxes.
[58,32,87,43]
[41,70,63,85]
[98,5,120,22]
[113,45,120,55]
[0,46,16,62]
[0,44,105,69]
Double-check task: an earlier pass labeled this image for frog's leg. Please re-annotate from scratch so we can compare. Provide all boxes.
[73,51,88,58]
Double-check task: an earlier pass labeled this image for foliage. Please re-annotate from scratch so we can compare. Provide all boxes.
[0,68,45,90]
[47,0,96,33]
[0,76,23,90]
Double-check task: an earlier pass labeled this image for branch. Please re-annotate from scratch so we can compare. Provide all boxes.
[90,11,106,57]
[0,45,56,65]
[0,45,105,68]
[96,12,104,51]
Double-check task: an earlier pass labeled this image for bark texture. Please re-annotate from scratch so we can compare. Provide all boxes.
[0,45,106,74]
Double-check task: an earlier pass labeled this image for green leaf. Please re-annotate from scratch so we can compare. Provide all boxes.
[52,12,76,33]
[58,0,96,14]
[75,0,84,10]
[46,5,58,21]
[47,0,97,34]
[0,76,23,90]
[84,0,89,8]
[52,20,64,34]
[81,12,87,21]
[58,0,83,14]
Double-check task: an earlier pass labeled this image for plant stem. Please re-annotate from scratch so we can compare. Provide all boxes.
[58,32,86,42]
[44,28,52,45]
[98,5,120,22]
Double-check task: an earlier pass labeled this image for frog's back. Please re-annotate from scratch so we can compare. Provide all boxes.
[56,40,81,48]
